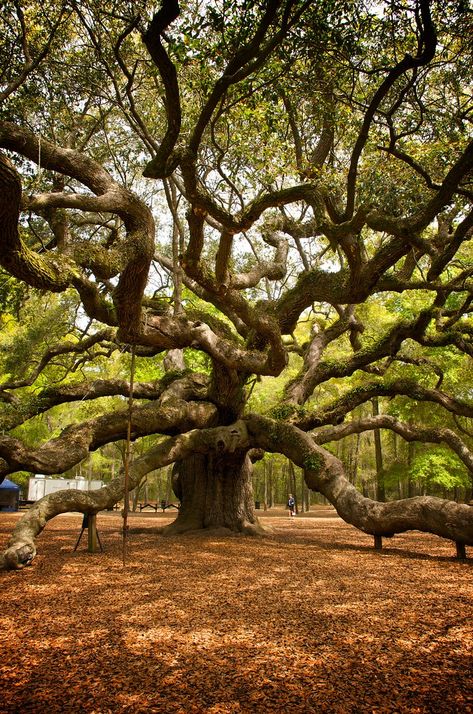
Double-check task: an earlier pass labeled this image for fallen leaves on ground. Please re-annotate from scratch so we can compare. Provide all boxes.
[0,509,472,713]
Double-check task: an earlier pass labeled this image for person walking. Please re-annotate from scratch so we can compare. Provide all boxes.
[287,494,296,517]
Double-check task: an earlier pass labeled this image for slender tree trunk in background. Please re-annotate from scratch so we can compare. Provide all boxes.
[303,479,310,512]
[166,466,173,504]
[465,479,472,504]
[408,438,416,497]
[299,469,308,512]
[283,461,289,505]
[263,461,268,510]
[372,398,386,502]
[132,477,147,511]
[268,458,274,508]
[165,452,264,535]
[158,469,165,501]
[351,433,361,485]
[392,431,403,498]
[288,460,298,513]
[255,468,261,505]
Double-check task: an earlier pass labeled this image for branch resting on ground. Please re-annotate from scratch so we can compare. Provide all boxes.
[2,417,472,570]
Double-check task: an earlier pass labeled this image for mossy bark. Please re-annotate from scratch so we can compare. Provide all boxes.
[165,452,265,535]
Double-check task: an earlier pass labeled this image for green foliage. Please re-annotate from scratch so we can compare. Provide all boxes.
[303,452,325,472]
[0,291,78,381]
[268,403,297,421]
[160,369,192,388]
[409,447,470,490]
[0,271,29,319]
[7,471,31,494]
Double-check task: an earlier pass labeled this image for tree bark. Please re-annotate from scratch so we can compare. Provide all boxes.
[166,452,265,535]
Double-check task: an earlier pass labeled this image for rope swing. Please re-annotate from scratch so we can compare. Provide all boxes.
[122,344,136,566]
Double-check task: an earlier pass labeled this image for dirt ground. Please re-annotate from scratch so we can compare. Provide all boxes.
[0,509,472,713]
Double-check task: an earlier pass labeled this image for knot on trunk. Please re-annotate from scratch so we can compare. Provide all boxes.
[209,420,249,454]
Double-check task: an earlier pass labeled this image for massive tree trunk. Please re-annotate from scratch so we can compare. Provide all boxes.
[167,451,265,535]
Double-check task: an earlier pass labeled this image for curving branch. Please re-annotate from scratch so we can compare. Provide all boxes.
[296,379,473,431]
[0,329,116,393]
[0,371,211,433]
[0,123,156,338]
[345,0,437,219]
[274,231,415,334]
[229,231,289,290]
[0,396,217,479]
[313,414,473,474]
[141,0,182,178]
[284,306,360,405]
[0,2,69,102]
[186,0,309,156]
[246,414,473,545]
[284,306,439,404]
[366,139,473,237]
[0,152,74,291]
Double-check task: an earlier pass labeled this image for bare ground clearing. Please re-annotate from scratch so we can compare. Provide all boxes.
[0,511,472,713]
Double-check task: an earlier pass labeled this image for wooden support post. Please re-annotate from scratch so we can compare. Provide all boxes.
[455,542,467,560]
[73,513,103,553]
[87,514,98,553]
[374,534,383,551]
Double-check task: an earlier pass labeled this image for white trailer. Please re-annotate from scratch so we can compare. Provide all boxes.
[27,477,104,501]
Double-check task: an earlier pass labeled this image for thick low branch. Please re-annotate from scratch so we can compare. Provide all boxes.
[0,380,157,432]
[3,414,473,570]
[246,414,473,545]
[0,398,217,478]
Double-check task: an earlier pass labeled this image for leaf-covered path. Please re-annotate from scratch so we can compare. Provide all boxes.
[1,511,472,713]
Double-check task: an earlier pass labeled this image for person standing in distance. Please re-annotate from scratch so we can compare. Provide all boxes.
[287,494,296,517]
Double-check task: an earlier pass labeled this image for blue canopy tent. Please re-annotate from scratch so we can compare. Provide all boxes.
[0,478,20,512]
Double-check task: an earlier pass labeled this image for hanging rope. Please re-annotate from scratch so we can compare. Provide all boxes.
[122,344,136,566]
[35,133,42,188]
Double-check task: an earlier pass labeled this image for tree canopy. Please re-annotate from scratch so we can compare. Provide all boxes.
[0,0,472,568]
